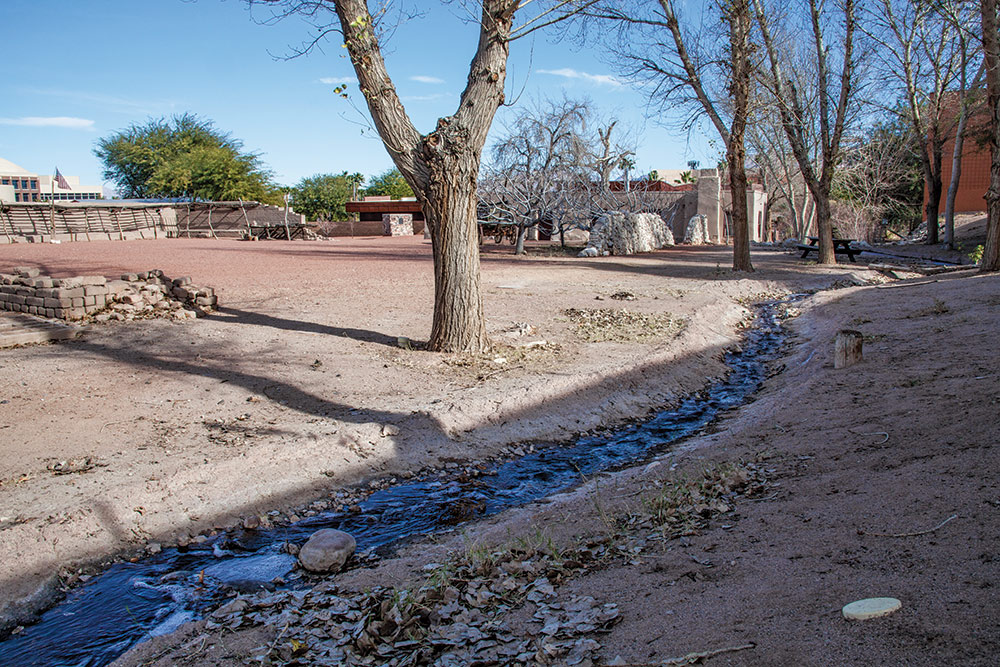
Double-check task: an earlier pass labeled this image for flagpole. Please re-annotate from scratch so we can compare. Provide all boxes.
[49,172,55,236]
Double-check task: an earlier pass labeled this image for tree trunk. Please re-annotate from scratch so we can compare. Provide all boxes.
[810,184,837,264]
[727,0,754,272]
[944,107,969,249]
[422,154,489,352]
[514,224,527,255]
[923,140,944,245]
[728,148,753,271]
[981,0,1000,272]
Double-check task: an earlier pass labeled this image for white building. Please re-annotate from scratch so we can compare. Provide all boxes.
[0,157,102,203]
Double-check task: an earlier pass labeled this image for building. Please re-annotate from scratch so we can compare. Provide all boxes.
[924,95,990,214]
[0,157,102,203]
[0,157,40,203]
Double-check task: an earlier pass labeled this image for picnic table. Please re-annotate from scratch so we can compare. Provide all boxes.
[798,236,859,261]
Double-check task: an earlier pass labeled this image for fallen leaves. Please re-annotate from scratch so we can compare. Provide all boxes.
[565,308,686,343]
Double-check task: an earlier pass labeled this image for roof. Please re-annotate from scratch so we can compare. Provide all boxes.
[345,199,423,214]
[0,157,36,177]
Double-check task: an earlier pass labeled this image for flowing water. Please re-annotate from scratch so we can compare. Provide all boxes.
[0,298,797,667]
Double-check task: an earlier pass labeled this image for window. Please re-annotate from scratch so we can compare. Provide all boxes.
[1,178,8,185]
[32,193,39,201]
[21,179,28,189]
[14,193,20,202]
[30,180,37,189]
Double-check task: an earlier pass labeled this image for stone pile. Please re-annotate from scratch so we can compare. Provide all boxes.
[578,211,674,257]
[0,266,217,323]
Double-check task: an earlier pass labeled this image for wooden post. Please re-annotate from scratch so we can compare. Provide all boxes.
[283,196,291,241]
[834,330,864,369]
[82,206,93,242]
[48,179,55,236]
[112,207,125,240]
[0,202,10,244]
[186,202,192,238]
[238,198,252,238]
[207,203,216,238]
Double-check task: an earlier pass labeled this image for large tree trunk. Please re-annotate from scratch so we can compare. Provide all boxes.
[982,0,1000,272]
[727,0,754,273]
[422,148,489,352]
[728,147,753,271]
[810,187,836,264]
[334,0,515,352]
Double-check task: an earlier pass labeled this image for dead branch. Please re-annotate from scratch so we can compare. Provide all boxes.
[860,514,958,538]
[659,642,757,665]
[875,279,941,289]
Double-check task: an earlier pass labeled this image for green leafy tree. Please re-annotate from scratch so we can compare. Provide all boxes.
[94,113,275,201]
[291,172,363,221]
[363,168,414,199]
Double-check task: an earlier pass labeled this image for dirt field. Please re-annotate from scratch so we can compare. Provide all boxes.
[2,228,998,665]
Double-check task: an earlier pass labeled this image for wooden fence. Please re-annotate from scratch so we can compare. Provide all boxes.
[0,203,173,243]
[0,201,306,243]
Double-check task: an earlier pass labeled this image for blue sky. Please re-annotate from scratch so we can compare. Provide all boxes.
[0,0,716,192]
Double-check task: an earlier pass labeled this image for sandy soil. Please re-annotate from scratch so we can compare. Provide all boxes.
[0,235,870,628]
[3,224,997,665]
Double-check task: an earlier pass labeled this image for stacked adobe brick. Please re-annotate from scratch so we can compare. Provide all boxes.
[0,267,217,322]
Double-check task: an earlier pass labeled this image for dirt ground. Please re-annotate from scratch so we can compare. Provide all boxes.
[2,223,998,665]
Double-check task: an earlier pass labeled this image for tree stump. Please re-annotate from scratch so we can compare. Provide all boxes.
[834,329,863,369]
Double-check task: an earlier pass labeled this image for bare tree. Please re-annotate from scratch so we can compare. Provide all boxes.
[753,0,859,265]
[862,0,978,246]
[250,0,594,352]
[748,103,819,240]
[486,98,589,254]
[581,0,756,272]
[833,125,919,241]
[940,1,986,247]
[981,0,1000,272]
[483,97,637,252]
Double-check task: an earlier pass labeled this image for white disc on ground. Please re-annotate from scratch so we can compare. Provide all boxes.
[842,597,902,620]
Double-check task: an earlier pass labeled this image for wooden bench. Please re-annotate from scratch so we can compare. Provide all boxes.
[797,236,859,262]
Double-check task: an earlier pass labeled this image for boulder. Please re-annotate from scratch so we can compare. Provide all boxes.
[580,212,674,257]
[298,529,356,573]
[683,214,709,244]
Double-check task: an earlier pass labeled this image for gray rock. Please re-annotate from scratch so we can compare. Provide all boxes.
[683,214,709,244]
[581,212,674,256]
[298,529,356,573]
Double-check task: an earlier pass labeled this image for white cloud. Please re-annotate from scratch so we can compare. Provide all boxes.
[21,88,174,115]
[410,75,444,84]
[319,76,356,85]
[537,68,622,87]
[0,116,95,129]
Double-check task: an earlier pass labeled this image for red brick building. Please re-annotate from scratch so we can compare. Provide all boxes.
[926,97,991,213]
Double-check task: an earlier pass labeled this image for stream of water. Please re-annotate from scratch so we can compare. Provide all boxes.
[0,298,796,667]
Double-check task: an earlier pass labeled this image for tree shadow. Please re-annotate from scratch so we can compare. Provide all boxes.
[211,306,401,347]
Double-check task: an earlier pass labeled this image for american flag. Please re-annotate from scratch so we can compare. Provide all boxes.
[54,168,71,190]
